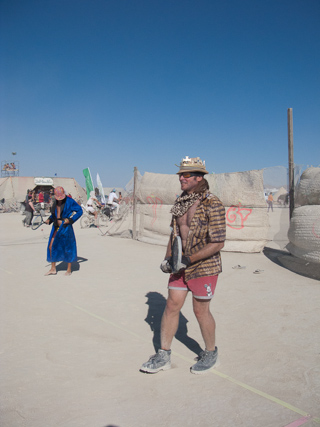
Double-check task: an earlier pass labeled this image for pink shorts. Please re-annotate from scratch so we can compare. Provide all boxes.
[168,272,218,300]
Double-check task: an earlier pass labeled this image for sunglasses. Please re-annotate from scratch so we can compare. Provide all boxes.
[179,172,203,178]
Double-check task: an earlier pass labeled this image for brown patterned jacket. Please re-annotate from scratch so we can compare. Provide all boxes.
[172,192,226,282]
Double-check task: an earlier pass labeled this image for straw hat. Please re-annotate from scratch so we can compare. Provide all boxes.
[176,156,209,174]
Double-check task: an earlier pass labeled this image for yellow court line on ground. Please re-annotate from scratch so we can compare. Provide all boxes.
[68,302,320,424]
[0,267,14,275]
[172,351,320,423]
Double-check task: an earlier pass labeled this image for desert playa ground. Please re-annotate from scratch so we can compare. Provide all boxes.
[0,208,319,427]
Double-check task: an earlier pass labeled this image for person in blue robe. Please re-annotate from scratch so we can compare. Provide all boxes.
[44,186,83,276]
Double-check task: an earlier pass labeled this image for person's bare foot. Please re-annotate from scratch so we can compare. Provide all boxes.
[45,270,57,276]
[65,271,72,276]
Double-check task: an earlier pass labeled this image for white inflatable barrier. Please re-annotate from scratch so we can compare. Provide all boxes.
[287,167,320,264]
[295,167,320,206]
[287,205,320,264]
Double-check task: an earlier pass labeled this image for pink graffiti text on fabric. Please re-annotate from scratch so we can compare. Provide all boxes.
[226,203,252,230]
[147,195,163,226]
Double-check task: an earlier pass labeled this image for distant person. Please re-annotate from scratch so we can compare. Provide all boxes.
[49,189,55,205]
[22,195,35,227]
[38,191,44,203]
[44,191,50,204]
[25,190,31,203]
[30,190,36,203]
[44,187,83,276]
[95,188,102,203]
[118,192,123,203]
[267,193,274,212]
[86,190,102,226]
[108,189,119,214]
[140,156,226,375]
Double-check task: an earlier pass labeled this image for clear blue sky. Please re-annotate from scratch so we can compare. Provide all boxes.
[1,0,319,189]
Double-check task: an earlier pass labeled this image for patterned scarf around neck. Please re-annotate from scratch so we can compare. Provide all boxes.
[170,192,203,218]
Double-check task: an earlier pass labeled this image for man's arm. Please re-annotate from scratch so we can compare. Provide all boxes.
[164,235,172,258]
[160,235,174,273]
[188,241,224,264]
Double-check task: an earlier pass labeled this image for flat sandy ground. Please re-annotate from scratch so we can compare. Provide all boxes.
[1,208,319,427]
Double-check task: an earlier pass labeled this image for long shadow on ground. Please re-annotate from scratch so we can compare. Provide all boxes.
[144,291,203,356]
[263,247,320,281]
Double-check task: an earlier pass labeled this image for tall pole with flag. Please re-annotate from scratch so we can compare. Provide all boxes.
[83,167,94,200]
[96,173,106,204]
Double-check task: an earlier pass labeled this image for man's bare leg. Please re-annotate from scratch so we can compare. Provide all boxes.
[190,297,219,374]
[45,262,57,275]
[160,289,188,350]
[65,263,72,276]
[140,289,187,373]
[45,236,57,275]
[192,297,216,351]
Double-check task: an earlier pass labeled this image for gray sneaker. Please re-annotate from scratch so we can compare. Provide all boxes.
[190,347,219,374]
[140,349,171,373]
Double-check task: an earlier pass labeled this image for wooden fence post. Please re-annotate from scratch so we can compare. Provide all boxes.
[287,108,294,219]
[132,167,138,240]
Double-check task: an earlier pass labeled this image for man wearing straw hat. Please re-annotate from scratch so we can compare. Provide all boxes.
[140,156,226,374]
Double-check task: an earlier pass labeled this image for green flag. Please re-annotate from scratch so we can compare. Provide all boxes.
[83,167,94,200]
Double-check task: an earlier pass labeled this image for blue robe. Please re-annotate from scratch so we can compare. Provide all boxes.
[47,197,83,263]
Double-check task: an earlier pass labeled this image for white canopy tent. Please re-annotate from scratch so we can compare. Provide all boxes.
[0,176,86,203]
